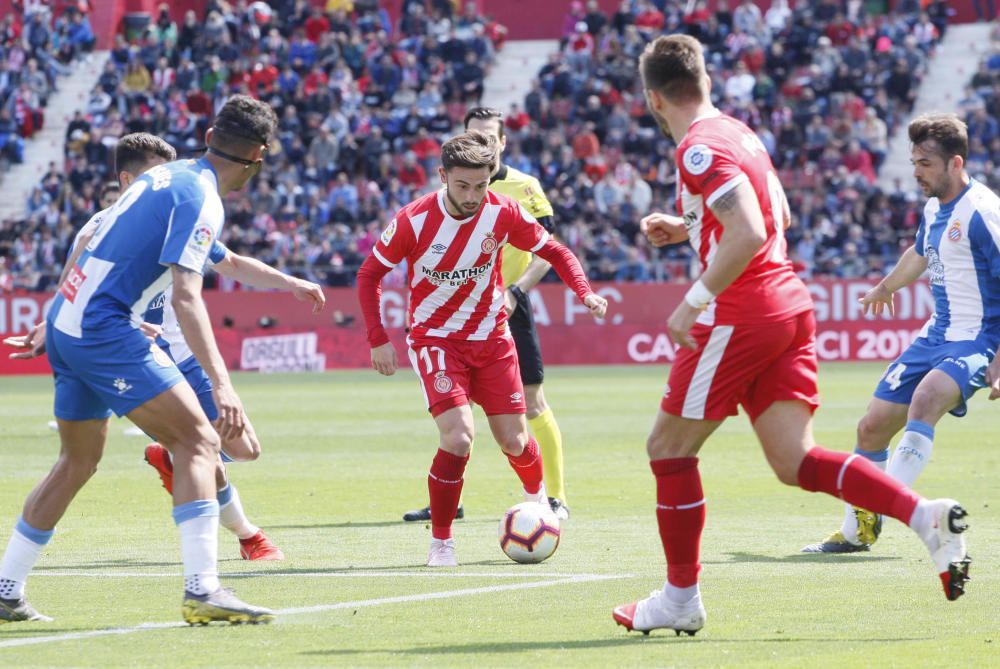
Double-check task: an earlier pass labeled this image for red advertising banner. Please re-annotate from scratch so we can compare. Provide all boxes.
[0,279,934,375]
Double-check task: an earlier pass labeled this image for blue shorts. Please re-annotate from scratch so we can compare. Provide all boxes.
[47,323,184,421]
[177,356,218,421]
[874,336,994,418]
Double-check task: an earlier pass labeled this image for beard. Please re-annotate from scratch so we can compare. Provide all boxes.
[445,187,483,218]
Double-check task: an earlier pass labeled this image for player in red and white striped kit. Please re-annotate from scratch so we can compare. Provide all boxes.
[611,35,971,636]
[357,131,607,566]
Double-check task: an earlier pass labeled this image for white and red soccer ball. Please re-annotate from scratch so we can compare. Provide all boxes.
[498,502,561,564]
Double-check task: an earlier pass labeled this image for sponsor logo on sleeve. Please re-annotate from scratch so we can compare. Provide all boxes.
[381,219,397,245]
[683,144,713,176]
[191,226,213,247]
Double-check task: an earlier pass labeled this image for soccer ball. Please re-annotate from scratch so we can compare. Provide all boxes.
[498,502,561,564]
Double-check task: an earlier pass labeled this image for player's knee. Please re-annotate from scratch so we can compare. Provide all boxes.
[496,430,528,455]
[221,432,260,462]
[441,428,474,456]
[646,431,687,460]
[56,451,101,483]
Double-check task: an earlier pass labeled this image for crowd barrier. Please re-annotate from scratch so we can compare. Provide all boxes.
[0,279,932,375]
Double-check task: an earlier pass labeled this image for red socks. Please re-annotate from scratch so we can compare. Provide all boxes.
[428,449,469,540]
[505,437,544,495]
[650,457,705,588]
[797,446,920,522]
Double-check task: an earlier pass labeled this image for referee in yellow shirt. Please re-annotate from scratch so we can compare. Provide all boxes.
[403,107,570,522]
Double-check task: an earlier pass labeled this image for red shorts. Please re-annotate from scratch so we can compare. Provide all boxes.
[407,336,527,417]
[661,310,819,423]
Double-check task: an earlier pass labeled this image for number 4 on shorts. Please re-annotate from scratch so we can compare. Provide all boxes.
[883,363,907,391]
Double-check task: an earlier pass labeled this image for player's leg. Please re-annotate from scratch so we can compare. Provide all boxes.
[0,416,108,623]
[486,412,547,504]
[0,337,113,624]
[128,384,274,622]
[804,397,908,552]
[755,400,970,600]
[402,340,471,524]
[470,336,547,503]
[511,287,568,515]
[616,321,750,635]
[613,410,720,635]
[426,403,476,566]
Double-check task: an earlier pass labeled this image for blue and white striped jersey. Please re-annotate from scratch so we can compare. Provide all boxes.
[915,179,1000,343]
[49,158,224,338]
[144,241,228,365]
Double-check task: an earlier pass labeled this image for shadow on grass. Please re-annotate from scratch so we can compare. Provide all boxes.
[300,635,926,656]
[35,558,178,571]
[716,551,900,564]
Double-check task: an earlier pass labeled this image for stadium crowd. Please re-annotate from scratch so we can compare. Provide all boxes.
[0,0,999,293]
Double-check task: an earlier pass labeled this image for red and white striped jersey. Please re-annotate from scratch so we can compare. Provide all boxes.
[372,189,549,343]
[676,111,813,326]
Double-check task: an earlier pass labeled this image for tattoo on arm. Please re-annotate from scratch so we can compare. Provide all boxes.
[710,189,740,216]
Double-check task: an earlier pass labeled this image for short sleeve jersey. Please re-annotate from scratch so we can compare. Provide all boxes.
[372,189,549,343]
[676,112,812,326]
[145,240,228,365]
[50,158,225,338]
[913,179,1000,343]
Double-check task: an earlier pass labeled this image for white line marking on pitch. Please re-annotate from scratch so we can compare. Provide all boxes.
[0,573,628,649]
[34,570,601,579]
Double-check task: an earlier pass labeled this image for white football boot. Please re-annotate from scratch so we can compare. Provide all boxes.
[427,538,457,567]
[613,587,706,636]
[920,498,971,601]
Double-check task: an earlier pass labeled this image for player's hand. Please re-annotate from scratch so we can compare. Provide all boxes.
[584,293,608,319]
[211,382,246,440]
[4,321,46,358]
[859,283,894,317]
[371,342,398,376]
[293,279,326,314]
[139,322,162,342]
[667,301,701,351]
[986,356,1000,400]
[640,212,689,247]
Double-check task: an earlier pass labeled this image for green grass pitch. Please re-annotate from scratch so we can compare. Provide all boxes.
[0,363,997,667]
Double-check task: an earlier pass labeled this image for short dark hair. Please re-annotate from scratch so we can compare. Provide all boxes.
[908,113,968,162]
[463,107,504,140]
[209,94,278,154]
[639,34,706,104]
[114,133,176,175]
[441,130,498,172]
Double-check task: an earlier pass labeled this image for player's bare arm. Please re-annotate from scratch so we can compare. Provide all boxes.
[171,264,246,440]
[212,249,326,313]
[667,182,767,350]
[860,246,928,317]
[640,212,689,247]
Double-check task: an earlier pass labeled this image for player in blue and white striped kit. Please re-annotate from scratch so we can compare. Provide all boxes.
[806,113,1000,561]
[0,96,279,625]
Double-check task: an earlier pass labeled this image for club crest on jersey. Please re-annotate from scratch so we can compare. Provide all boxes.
[381,219,397,245]
[150,344,172,367]
[948,221,962,242]
[192,226,213,247]
[683,144,713,176]
[480,232,498,254]
[433,372,453,393]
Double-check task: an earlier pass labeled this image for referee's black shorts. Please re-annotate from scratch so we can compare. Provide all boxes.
[508,286,544,386]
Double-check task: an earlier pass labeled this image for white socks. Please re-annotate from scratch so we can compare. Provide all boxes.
[0,518,54,601]
[218,484,260,540]
[887,420,934,486]
[173,500,220,596]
